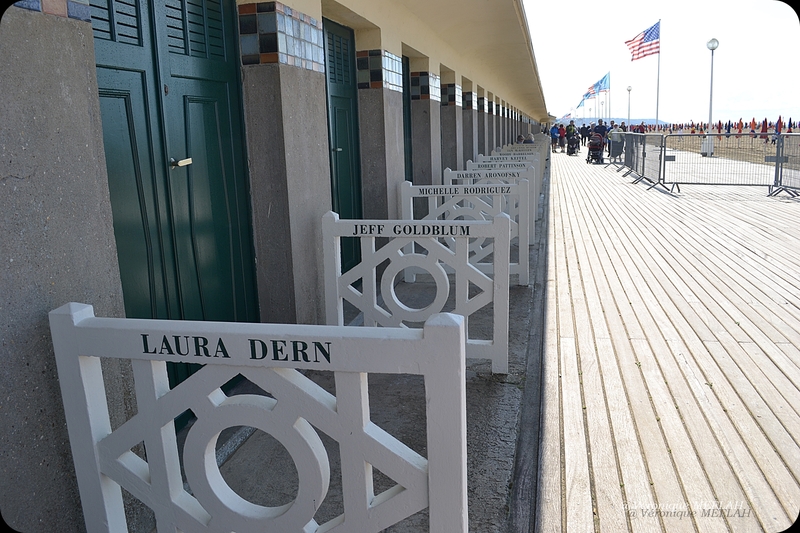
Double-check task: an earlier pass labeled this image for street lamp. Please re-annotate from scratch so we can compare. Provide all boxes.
[626,86,632,127]
[704,38,719,156]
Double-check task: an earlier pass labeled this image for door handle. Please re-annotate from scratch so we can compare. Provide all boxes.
[333,148,342,152]
[170,157,193,168]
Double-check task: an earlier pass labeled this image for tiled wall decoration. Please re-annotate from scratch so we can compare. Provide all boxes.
[409,71,441,102]
[441,83,462,107]
[356,49,402,92]
[13,0,90,22]
[463,91,477,110]
[238,1,324,71]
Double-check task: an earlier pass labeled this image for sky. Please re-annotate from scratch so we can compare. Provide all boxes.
[522,0,800,126]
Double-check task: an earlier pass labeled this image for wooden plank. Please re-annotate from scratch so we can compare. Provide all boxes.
[562,181,654,533]
[538,152,800,533]
[600,168,795,520]
[610,192,800,477]
[577,174,769,532]
[561,189,629,533]
[553,158,689,533]
[564,163,723,533]
[553,172,595,533]
[652,194,800,340]
[609,165,800,528]
[534,176,563,533]
[592,198,791,530]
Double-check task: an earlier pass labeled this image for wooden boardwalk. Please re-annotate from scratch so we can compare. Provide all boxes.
[534,151,800,533]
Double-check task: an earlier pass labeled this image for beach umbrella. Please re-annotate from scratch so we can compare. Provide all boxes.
[760,118,768,140]
[776,116,782,134]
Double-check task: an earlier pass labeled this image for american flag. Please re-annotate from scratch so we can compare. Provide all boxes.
[625,21,660,61]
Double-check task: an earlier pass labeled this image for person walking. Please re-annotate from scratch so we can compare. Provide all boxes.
[558,123,567,152]
[606,121,617,155]
[593,119,608,140]
[550,124,559,153]
[608,122,624,162]
[566,120,579,153]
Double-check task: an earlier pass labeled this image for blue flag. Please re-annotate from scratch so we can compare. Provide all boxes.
[592,72,610,93]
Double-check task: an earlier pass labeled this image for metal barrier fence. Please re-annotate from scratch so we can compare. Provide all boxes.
[621,133,663,186]
[773,133,800,195]
[620,132,800,196]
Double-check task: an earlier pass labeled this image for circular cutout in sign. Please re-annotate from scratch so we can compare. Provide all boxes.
[381,253,449,322]
[183,394,329,531]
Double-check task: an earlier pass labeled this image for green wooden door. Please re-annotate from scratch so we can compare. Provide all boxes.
[324,19,362,271]
[92,0,258,389]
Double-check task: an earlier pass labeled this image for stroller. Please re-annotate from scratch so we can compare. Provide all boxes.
[566,134,580,156]
[586,133,604,164]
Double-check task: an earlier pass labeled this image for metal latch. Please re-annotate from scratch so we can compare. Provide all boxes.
[170,157,193,168]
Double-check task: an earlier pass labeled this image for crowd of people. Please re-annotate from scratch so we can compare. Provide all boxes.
[531,116,794,164]
[545,119,634,162]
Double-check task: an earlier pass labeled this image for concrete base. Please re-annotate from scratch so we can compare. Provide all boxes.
[242,63,331,326]
[0,8,136,532]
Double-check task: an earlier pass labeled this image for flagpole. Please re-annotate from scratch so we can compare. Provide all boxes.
[655,19,661,128]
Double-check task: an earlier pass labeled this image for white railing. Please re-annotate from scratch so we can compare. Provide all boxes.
[494,144,537,153]
[399,180,529,286]
[444,167,539,242]
[49,303,468,533]
[465,158,541,184]
[466,159,534,170]
[479,152,539,170]
[322,211,510,374]
[496,141,549,167]
[476,153,538,163]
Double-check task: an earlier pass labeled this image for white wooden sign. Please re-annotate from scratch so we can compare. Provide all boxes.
[399,180,529,286]
[462,160,541,223]
[49,303,468,533]
[496,143,549,166]
[444,167,539,241]
[476,153,539,163]
[495,145,536,153]
[322,211,510,374]
[465,159,542,183]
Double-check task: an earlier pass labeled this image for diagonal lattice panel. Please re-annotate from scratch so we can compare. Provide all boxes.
[323,212,510,373]
[49,303,468,532]
[446,166,538,246]
[400,180,529,286]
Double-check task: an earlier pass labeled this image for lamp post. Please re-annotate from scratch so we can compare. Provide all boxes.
[600,101,605,121]
[626,86,632,127]
[704,38,719,156]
